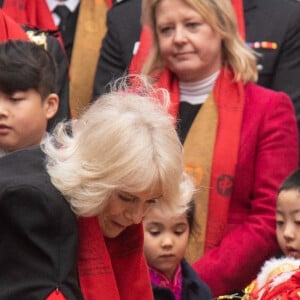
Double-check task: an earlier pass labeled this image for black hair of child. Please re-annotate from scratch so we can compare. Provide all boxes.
[278,169,300,194]
[186,198,198,237]
[0,40,57,100]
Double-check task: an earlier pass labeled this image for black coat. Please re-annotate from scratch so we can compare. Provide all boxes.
[93,0,300,127]
[0,147,83,299]
[244,0,300,127]
[92,0,141,98]
[152,259,212,300]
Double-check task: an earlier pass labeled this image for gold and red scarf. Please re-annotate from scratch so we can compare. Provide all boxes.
[70,0,109,117]
[146,68,244,262]
[129,0,246,262]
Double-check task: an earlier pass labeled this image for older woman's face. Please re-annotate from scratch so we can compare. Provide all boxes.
[155,0,222,82]
[98,191,160,238]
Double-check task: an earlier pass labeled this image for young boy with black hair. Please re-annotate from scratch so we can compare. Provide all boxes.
[240,169,300,299]
[0,40,83,299]
[0,39,58,155]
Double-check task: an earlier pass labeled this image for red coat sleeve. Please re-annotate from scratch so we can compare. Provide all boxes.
[193,84,299,296]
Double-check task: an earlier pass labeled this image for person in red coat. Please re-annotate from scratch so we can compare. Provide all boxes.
[135,0,299,296]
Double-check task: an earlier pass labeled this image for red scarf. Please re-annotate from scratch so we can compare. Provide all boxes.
[143,67,244,250]
[106,0,113,8]
[0,9,28,41]
[129,0,246,250]
[206,68,244,249]
[77,217,154,300]
[231,0,245,39]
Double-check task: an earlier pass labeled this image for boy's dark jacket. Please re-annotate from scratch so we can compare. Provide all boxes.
[0,147,83,299]
[152,259,212,300]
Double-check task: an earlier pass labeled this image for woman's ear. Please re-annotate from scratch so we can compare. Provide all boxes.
[44,93,59,120]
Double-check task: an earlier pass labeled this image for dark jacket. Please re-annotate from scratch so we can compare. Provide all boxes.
[92,0,141,98]
[244,0,300,128]
[0,147,83,299]
[152,259,212,300]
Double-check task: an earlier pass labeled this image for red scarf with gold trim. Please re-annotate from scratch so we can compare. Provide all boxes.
[77,217,154,300]
[129,0,245,251]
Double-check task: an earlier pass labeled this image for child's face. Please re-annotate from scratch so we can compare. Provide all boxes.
[143,207,189,280]
[276,189,300,258]
[0,90,58,152]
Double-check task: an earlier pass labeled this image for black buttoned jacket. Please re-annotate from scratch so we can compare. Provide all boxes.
[0,147,83,299]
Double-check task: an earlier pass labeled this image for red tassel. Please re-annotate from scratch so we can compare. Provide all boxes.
[45,290,66,300]
[231,0,245,40]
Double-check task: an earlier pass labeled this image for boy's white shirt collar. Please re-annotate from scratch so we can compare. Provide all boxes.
[46,0,80,12]
[47,0,80,26]
[0,148,5,158]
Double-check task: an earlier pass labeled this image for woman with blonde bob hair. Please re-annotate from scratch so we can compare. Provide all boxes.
[129,0,299,296]
[142,0,257,83]
[42,77,186,300]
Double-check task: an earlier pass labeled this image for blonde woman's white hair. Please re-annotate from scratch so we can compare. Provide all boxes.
[178,172,195,212]
[142,0,258,83]
[42,76,185,217]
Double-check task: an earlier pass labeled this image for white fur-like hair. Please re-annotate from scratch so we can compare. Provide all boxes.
[42,76,186,217]
[256,257,300,289]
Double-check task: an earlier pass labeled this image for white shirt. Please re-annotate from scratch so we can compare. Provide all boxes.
[179,71,220,105]
[0,149,5,158]
[46,0,80,25]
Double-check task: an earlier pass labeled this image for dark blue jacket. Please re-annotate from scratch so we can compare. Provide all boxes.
[152,259,212,300]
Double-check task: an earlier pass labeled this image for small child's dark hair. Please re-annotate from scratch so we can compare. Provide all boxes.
[278,169,300,195]
[0,40,57,99]
[179,173,199,237]
[186,198,197,236]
